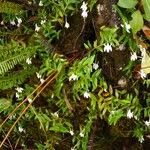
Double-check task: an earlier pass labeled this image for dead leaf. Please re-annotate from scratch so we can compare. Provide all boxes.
[142,25,150,39]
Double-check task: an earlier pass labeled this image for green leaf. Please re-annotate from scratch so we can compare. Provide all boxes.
[141,51,150,74]
[130,10,143,34]
[108,110,124,125]
[0,98,11,113]
[143,0,150,21]
[84,43,89,49]
[49,123,69,133]
[93,40,98,48]
[117,0,138,8]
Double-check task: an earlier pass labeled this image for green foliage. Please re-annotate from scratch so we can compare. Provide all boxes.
[68,55,101,100]
[130,10,143,34]
[117,0,149,33]
[0,1,23,15]
[0,67,37,90]
[48,0,80,23]
[142,0,150,21]
[0,41,36,75]
[118,0,138,9]
[0,0,150,149]
[98,89,112,119]
[108,110,124,125]
[0,98,12,113]
[88,0,97,11]
[42,21,61,41]
[99,27,119,46]
[133,124,145,142]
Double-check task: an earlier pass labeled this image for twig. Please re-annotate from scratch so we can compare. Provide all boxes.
[0,71,56,129]
[2,130,13,150]
[63,88,73,113]
[0,72,58,148]
[73,19,86,50]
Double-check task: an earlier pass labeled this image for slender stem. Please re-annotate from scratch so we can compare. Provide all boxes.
[73,19,86,50]
[0,71,56,129]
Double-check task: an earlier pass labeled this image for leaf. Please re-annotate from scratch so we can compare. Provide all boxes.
[84,43,90,49]
[142,0,150,21]
[141,51,150,74]
[117,0,138,8]
[130,10,143,34]
[93,40,98,48]
[0,98,11,113]
[142,25,150,39]
[49,123,69,133]
[108,110,124,125]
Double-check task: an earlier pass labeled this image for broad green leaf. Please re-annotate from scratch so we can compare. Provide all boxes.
[130,10,143,34]
[118,0,138,8]
[141,51,150,74]
[142,0,150,21]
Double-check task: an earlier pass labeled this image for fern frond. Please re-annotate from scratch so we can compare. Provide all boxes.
[0,67,37,90]
[0,1,23,14]
[0,41,36,75]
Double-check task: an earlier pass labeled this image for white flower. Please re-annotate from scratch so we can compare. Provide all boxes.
[41,20,46,25]
[65,21,70,28]
[81,10,88,19]
[139,136,144,143]
[127,109,133,119]
[10,20,16,25]
[140,70,147,79]
[71,148,76,150]
[21,143,26,147]
[97,4,104,15]
[39,1,43,6]
[16,87,23,93]
[79,132,84,137]
[93,63,99,70]
[35,24,40,32]
[134,115,138,120]
[139,45,146,58]
[16,18,22,27]
[145,120,150,126]
[130,52,137,61]
[1,21,4,25]
[81,2,87,11]
[26,58,32,64]
[36,72,42,79]
[83,91,90,99]
[81,2,88,19]
[110,111,115,115]
[52,112,59,117]
[40,78,45,84]
[104,43,112,53]
[16,92,20,98]
[125,22,131,33]
[28,1,32,5]
[69,130,74,136]
[69,74,78,81]
[9,115,16,120]
[28,98,32,103]
[118,44,124,51]
[140,46,146,63]
[18,127,24,133]
[51,93,54,98]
